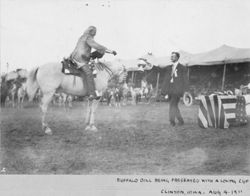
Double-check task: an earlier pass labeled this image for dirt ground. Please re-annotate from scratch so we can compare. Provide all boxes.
[1,101,250,175]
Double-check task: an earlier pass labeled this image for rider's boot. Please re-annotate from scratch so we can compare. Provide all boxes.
[79,65,100,101]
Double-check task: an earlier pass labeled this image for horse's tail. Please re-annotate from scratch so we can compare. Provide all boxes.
[26,67,39,101]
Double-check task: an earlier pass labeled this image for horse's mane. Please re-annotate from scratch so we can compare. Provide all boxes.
[93,61,126,88]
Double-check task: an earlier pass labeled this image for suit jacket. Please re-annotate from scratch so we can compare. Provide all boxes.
[161,63,188,96]
[71,35,107,64]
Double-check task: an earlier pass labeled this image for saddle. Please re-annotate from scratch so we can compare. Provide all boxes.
[61,55,113,78]
[61,58,82,77]
[61,53,114,96]
[61,51,105,76]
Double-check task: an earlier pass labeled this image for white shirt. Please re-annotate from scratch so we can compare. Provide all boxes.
[171,61,179,75]
[170,61,179,83]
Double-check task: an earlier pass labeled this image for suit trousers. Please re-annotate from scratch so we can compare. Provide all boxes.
[169,94,184,124]
[79,65,96,96]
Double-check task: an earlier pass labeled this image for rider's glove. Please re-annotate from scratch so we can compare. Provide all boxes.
[112,51,117,56]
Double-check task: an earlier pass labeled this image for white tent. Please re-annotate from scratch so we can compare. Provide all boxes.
[188,45,250,66]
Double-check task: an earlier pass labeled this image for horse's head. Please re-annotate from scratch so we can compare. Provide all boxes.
[94,61,128,90]
[108,65,128,87]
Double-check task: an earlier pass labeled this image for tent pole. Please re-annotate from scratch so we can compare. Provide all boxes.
[156,71,160,94]
[221,62,227,91]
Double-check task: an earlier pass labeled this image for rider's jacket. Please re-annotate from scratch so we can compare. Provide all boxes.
[70,26,107,64]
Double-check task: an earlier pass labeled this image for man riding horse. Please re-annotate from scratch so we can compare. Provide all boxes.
[70,26,117,100]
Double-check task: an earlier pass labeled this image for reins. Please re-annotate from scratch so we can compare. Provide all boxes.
[94,61,113,77]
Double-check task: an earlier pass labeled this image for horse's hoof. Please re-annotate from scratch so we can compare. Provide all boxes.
[85,125,91,131]
[90,125,98,132]
[85,125,98,132]
[45,127,53,135]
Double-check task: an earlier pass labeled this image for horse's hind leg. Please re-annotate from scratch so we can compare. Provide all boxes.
[40,91,54,135]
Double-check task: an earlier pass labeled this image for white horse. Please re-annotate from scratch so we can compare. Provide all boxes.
[64,94,73,108]
[56,92,73,108]
[9,83,17,107]
[129,86,139,105]
[26,61,125,135]
[17,82,27,107]
[52,93,63,106]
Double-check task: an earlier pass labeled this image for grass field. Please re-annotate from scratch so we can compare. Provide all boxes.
[1,102,250,175]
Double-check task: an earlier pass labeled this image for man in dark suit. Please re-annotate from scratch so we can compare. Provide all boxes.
[161,52,188,126]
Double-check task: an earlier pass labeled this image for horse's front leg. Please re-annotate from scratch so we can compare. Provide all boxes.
[40,92,54,135]
[85,99,99,132]
[85,100,91,128]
